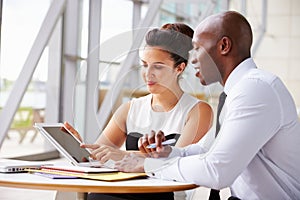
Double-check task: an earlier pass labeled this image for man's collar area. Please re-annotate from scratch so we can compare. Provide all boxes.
[223,58,256,94]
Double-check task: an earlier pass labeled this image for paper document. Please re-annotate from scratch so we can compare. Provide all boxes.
[40,165,117,173]
[27,168,147,181]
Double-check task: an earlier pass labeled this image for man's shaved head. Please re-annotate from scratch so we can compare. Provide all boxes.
[191,11,253,85]
[195,11,253,59]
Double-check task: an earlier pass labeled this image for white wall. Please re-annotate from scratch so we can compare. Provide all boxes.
[231,0,300,108]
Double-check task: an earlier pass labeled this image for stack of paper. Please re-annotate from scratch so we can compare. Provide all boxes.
[26,165,147,181]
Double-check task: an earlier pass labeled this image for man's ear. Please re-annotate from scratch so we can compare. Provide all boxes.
[219,36,232,55]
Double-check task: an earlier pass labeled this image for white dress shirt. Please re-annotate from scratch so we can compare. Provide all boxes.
[144,58,300,200]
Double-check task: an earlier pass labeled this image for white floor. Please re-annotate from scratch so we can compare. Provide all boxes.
[0,131,231,200]
[0,187,56,200]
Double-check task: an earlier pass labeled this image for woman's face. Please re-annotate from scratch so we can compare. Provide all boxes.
[140,46,179,94]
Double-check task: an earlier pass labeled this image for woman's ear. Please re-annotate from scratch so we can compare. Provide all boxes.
[219,36,232,55]
[176,62,186,74]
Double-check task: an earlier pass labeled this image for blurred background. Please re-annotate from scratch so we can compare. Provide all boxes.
[0,0,299,199]
[0,0,299,175]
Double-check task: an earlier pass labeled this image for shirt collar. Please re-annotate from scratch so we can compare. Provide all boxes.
[223,58,257,94]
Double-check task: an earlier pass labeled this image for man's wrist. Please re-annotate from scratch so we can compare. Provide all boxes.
[168,146,182,158]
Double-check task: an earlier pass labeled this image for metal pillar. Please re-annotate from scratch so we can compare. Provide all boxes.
[252,0,267,56]
[84,0,102,143]
[46,18,63,124]
[61,0,81,123]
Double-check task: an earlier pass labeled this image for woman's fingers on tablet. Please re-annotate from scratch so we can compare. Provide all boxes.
[80,143,100,149]
[64,121,83,142]
[64,121,74,131]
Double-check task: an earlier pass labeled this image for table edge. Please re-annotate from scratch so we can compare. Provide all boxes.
[0,180,198,193]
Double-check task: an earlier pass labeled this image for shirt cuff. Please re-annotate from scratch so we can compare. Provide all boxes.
[168,146,183,158]
[144,157,186,182]
[144,158,164,178]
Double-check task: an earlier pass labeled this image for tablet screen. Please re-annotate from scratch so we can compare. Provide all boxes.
[42,126,90,163]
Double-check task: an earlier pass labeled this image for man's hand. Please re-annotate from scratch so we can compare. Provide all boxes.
[138,130,172,158]
[115,153,145,173]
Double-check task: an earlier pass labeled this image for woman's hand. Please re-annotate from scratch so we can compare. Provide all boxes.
[64,121,83,142]
[115,153,145,173]
[81,143,129,163]
[138,130,172,158]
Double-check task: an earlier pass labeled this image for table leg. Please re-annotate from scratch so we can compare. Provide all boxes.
[77,192,87,200]
[54,191,76,200]
[54,191,87,200]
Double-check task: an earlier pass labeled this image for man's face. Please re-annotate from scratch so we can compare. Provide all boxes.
[189,31,222,86]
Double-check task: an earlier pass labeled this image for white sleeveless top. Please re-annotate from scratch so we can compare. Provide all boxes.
[126,93,200,136]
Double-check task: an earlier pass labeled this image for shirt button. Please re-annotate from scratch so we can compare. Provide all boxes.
[151,172,155,176]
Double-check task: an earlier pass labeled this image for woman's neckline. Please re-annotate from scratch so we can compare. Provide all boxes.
[151,91,184,113]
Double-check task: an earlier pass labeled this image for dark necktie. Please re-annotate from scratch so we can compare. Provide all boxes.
[209,91,227,200]
[215,91,227,137]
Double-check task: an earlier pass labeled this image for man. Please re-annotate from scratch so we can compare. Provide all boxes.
[116,11,300,199]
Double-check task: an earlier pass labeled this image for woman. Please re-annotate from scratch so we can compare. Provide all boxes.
[66,23,213,200]
[66,23,212,162]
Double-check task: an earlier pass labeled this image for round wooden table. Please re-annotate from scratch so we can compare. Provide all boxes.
[0,173,198,194]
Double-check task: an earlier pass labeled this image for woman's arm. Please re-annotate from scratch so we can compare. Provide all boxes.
[95,101,131,148]
[78,101,132,163]
[175,101,213,147]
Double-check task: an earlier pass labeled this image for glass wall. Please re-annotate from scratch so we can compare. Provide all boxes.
[0,0,51,158]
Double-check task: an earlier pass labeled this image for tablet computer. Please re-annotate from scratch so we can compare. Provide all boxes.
[34,123,115,171]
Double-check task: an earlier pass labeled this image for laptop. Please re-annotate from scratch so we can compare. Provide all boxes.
[0,158,52,173]
[34,123,116,172]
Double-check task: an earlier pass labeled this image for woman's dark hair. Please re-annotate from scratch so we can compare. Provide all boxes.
[145,23,194,66]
